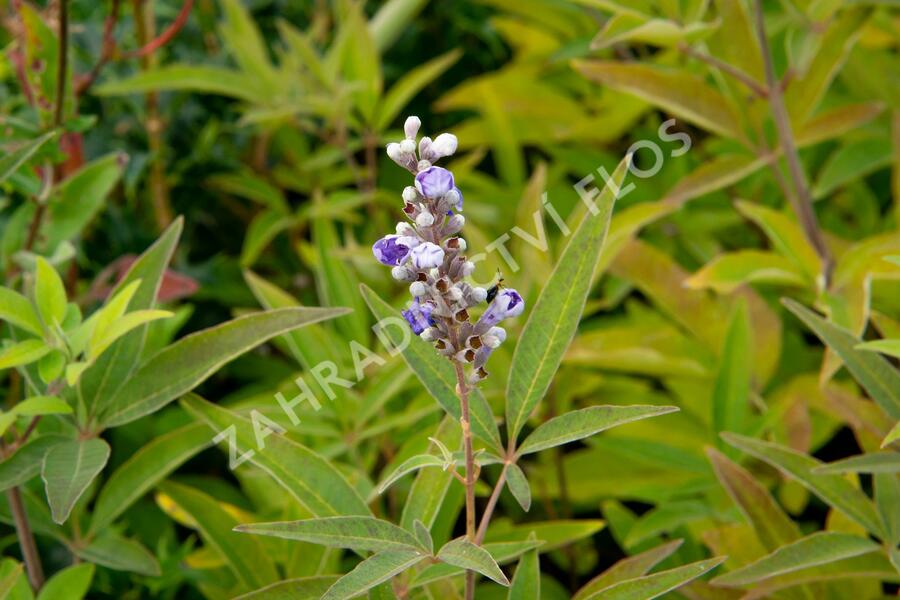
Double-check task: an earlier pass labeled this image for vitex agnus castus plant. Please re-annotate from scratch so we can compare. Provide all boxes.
[230,117,687,600]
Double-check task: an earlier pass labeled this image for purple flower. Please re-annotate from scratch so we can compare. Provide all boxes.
[415,166,455,199]
[402,298,436,335]
[409,242,445,270]
[373,235,419,266]
[478,289,525,328]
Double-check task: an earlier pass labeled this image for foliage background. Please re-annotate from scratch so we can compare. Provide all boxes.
[0,0,899,598]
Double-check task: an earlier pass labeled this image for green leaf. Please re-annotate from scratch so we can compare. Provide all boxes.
[507,537,539,599]
[624,501,712,548]
[233,576,339,600]
[592,14,716,49]
[376,454,445,495]
[857,339,900,359]
[711,532,879,587]
[413,520,433,555]
[875,472,900,546]
[218,0,278,93]
[90,422,211,533]
[400,418,460,530]
[735,202,821,280]
[74,531,159,576]
[94,65,261,102]
[882,422,900,448]
[102,306,351,426]
[813,451,900,474]
[36,563,94,600]
[13,396,70,416]
[34,257,67,328]
[360,285,502,451]
[722,432,884,537]
[321,550,424,600]
[484,520,605,552]
[518,405,678,455]
[685,251,808,293]
[0,287,43,336]
[160,481,279,590]
[312,217,368,344]
[235,516,425,553]
[505,463,531,512]
[41,438,110,524]
[369,0,428,52]
[712,301,751,447]
[0,339,51,370]
[0,560,25,599]
[436,538,510,585]
[813,137,892,199]
[705,447,801,551]
[783,299,900,419]
[0,434,66,492]
[376,49,461,129]
[0,131,57,185]
[88,309,172,360]
[573,540,683,600]
[182,394,371,517]
[80,218,183,417]
[507,157,629,443]
[574,61,743,139]
[584,558,725,599]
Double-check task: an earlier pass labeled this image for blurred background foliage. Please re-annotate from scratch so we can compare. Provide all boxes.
[1,0,899,598]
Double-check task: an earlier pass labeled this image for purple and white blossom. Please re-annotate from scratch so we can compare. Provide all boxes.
[374,116,525,383]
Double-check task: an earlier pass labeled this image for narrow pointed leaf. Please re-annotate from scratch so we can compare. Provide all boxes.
[35,257,67,327]
[75,531,159,576]
[507,540,539,599]
[711,532,878,586]
[234,516,424,553]
[585,557,726,599]
[90,422,211,532]
[0,131,57,185]
[376,454,444,494]
[413,520,433,555]
[182,394,371,517]
[507,157,629,442]
[42,438,110,524]
[0,339,51,369]
[36,563,94,600]
[0,434,66,492]
[437,538,510,585]
[813,451,900,474]
[518,405,678,455]
[360,284,502,451]
[233,576,339,600]
[722,432,883,536]
[783,299,900,419]
[712,301,752,446]
[102,306,351,426]
[321,550,424,600]
[0,287,43,336]
[506,463,531,512]
[573,540,683,600]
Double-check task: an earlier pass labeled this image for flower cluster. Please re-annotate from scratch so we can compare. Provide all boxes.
[373,117,525,383]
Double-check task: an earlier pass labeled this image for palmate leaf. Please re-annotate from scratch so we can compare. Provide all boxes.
[101,306,351,427]
[159,481,279,591]
[321,550,425,600]
[722,433,884,538]
[517,405,678,456]
[41,438,110,524]
[573,540,683,600]
[506,156,629,444]
[783,299,900,419]
[182,394,371,518]
[436,537,510,585]
[711,532,879,587]
[583,557,726,599]
[235,516,426,553]
[90,422,212,533]
[360,285,502,451]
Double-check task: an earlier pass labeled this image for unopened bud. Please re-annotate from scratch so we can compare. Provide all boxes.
[431,133,458,158]
[396,222,416,237]
[386,143,402,162]
[399,139,416,154]
[404,116,421,139]
[471,287,487,302]
[410,281,427,297]
[461,261,475,277]
[417,159,432,172]
[402,186,418,203]
[415,211,435,227]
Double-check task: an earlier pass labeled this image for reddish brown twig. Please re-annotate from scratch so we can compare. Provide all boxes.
[75,0,122,97]
[120,0,194,60]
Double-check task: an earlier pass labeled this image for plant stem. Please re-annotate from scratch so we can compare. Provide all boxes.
[678,43,768,98]
[7,487,43,590]
[54,0,69,127]
[450,327,477,600]
[475,462,508,544]
[753,0,833,287]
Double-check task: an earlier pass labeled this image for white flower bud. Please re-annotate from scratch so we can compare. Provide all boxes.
[404,116,421,139]
[417,160,432,172]
[420,327,438,341]
[402,186,418,203]
[488,327,507,344]
[431,133,458,158]
[444,189,460,206]
[456,238,467,252]
[391,266,411,280]
[448,286,463,301]
[399,138,416,154]
[446,214,465,234]
[410,281,427,297]
[418,136,432,159]
[461,261,475,277]
[471,287,487,302]
[396,222,416,237]
[386,143,402,162]
[410,243,445,270]
[415,210,435,227]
